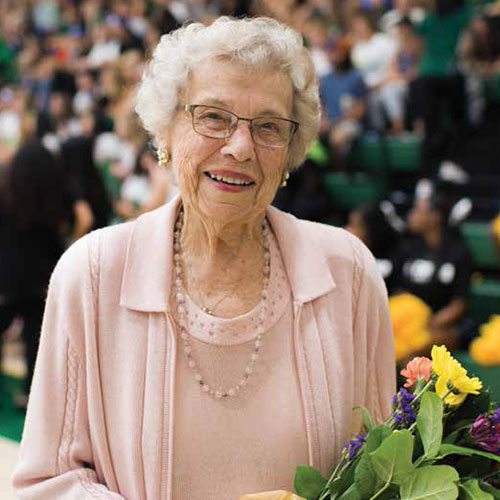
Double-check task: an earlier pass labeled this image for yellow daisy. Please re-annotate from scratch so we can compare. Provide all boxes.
[431,345,482,405]
[430,345,454,377]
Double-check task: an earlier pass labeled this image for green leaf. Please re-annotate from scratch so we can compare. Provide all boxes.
[369,429,415,486]
[329,477,343,498]
[439,444,500,464]
[354,406,375,432]
[337,483,361,500]
[417,392,444,459]
[354,453,384,499]
[478,482,500,500]
[399,465,459,500]
[443,426,470,445]
[294,465,328,500]
[364,425,393,453]
[333,455,363,499]
[459,480,494,500]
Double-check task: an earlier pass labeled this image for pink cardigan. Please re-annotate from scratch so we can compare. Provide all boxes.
[12,196,395,500]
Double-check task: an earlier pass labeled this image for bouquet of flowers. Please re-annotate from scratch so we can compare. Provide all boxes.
[293,345,500,500]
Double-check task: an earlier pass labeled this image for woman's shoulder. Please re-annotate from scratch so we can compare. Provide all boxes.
[52,220,137,286]
[285,214,377,272]
[294,217,387,297]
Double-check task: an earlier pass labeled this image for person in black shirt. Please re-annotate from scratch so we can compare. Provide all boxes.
[345,201,403,293]
[392,191,472,351]
[0,141,91,409]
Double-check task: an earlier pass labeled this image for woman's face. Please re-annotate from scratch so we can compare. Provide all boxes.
[167,59,293,224]
[407,197,438,234]
[345,210,368,244]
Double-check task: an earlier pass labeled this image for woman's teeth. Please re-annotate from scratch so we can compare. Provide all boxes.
[206,172,253,186]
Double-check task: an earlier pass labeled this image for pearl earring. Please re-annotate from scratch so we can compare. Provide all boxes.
[281,171,290,187]
[157,147,169,167]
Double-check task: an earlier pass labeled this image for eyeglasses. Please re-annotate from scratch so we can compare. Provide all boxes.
[184,104,299,148]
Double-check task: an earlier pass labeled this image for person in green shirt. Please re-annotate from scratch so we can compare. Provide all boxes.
[0,34,18,85]
[410,0,472,172]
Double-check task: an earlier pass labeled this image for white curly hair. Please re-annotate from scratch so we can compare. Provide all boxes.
[135,16,320,171]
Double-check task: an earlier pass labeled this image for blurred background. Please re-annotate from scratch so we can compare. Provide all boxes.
[0,0,500,496]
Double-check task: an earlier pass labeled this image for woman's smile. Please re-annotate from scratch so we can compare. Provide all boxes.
[203,169,257,193]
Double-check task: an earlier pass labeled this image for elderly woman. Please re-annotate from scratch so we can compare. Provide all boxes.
[13,17,395,500]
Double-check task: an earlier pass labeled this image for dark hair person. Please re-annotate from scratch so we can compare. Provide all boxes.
[0,141,89,407]
[392,190,472,351]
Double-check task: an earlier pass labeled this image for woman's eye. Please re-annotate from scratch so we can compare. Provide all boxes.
[201,112,225,121]
[260,121,279,131]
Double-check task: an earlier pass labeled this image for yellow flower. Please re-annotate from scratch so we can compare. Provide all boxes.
[470,315,500,366]
[430,345,454,377]
[493,212,500,244]
[431,345,482,405]
[389,294,431,362]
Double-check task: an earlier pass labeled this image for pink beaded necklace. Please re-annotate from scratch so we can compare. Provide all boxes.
[173,207,271,399]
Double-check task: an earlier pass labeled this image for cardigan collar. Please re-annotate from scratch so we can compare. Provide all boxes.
[120,195,336,312]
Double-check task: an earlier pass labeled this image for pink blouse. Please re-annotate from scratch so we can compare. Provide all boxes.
[171,230,309,499]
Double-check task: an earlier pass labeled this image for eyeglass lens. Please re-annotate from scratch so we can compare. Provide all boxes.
[192,106,295,147]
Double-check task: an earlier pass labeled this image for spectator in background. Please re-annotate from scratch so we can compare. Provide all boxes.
[350,11,397,131]
[301,13,333,79]
[36,90,72,144]
[392,190,473,351]
[345,201,404,292]
[380,0,425,36]
[72,70,96,115]
[0,141,92,409]
[86,22,122,70]
[459,7,500,77]
[115,143,178,221]
[60,134,113,230]
[380,16,421,133]
[410,0,472,171]
[320,35,367,167]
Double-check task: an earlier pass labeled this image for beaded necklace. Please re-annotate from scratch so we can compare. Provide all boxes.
[173,208,271,399]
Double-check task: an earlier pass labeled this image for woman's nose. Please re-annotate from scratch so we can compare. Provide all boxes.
[220,120,256,162]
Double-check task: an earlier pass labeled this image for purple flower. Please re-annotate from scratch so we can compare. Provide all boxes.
[342,433,366,460]
[391,388,416,427]
[470,412,500,454]
[491,406,500,426]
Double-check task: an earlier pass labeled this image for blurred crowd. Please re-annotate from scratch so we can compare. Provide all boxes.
[1,0,500,407]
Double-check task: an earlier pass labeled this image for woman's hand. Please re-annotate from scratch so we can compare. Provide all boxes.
[238,491,305,500]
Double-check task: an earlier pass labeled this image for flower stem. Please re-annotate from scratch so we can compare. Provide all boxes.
[318,457,350,500]
[367,475,392,500]
[412,379,435,404]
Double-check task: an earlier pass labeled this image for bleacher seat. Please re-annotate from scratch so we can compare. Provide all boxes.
[468,279,500,323]
[348,133,423,174]
[386,134,422,172]
[484,73,500,103]
[349,134,385,173]
[460,222,500,270]
[324,172,388,210]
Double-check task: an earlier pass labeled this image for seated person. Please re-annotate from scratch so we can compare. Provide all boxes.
[350,11,397,131]
[459,8,500,77]
[319,35,367,169]
[392,190,473,351]
[380,17,421,134]
[345,201,404,292]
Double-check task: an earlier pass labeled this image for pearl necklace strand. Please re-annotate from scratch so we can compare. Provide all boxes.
[173,208,271,399]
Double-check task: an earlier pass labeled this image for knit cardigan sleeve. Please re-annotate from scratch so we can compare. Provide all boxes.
[350,234,396,425]
[12,232,127,499]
